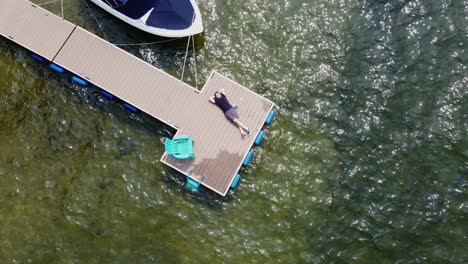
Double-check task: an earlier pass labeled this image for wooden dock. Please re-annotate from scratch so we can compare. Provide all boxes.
[0,0,274,196]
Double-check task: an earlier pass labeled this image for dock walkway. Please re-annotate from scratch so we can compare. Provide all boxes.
[0,0,274,196]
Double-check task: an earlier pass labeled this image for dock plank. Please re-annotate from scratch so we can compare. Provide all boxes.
[0,0,75,60]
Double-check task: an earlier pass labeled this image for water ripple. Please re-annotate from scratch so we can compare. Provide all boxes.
[0,0,466,262]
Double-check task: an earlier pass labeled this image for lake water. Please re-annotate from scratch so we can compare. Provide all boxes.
[0,0,466,262]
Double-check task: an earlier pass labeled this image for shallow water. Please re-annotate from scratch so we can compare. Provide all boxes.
[0,0,466,262]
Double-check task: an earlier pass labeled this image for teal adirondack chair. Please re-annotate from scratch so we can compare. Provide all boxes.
[165,135,195,160]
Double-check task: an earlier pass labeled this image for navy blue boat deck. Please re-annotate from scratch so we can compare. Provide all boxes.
[103,0,195,29]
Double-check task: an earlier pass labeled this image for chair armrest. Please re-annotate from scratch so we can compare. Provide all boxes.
[174,135,191,142]
[173,153,191,159]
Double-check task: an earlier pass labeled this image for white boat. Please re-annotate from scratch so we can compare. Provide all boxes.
[89,0,203,38]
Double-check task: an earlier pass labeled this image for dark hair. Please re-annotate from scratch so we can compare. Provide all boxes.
[214,92,220,97]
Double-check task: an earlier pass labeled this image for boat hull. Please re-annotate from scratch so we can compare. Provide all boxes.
[89,0,203,38]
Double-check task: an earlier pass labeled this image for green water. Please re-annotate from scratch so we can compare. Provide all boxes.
[0,0,467,262]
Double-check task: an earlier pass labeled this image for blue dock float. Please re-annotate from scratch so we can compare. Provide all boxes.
[99,90,114,100]
[71,76,89,86]
[265,110,276,125]
[243,151,253,167]
[254,130,265,145]
[230,174,241,189]
[31,53,46,63]
[49,63,65,73]
[123,103,138,113]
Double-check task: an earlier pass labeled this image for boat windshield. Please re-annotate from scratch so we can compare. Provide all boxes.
[102,0,195,30]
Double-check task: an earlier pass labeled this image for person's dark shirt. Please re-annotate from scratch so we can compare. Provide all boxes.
[214,94,232,113]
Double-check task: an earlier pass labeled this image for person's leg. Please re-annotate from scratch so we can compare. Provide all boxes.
[233,119,246,136]
[233,119,250,134]
[227,109,250,136]
[238,126,246,136]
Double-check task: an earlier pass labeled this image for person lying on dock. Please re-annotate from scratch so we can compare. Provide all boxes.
[209,88,251,137]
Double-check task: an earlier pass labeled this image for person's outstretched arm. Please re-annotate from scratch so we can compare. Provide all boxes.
[220,88,226,95]
[209,96,215,104]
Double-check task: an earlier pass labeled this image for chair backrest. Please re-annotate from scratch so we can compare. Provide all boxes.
[164,139,178,154]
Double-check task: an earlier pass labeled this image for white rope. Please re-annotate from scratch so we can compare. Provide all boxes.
[37,0,59,6]
[192,35,198,89]
[82,0,109,42]
[180,35,191,82]
[35,0,63,18]
[60,0,64,18]
[113,38,181,46]
[180,11,198,83]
